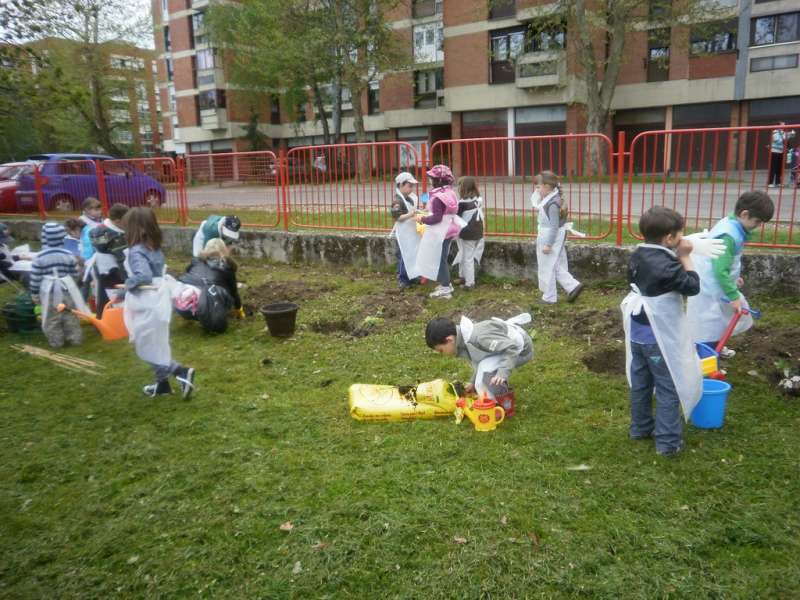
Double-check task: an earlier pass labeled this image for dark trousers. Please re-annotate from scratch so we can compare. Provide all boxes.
[436,239,452,287]
[94,268,125,318]
[396,241,411,287]
[768,152,784,186]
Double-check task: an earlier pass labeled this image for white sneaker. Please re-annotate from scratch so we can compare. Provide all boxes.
[719,346,736,359]
[429,285,453,299]
[767,184,778,189]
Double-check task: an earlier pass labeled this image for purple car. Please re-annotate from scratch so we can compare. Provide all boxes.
[16,153,166,212]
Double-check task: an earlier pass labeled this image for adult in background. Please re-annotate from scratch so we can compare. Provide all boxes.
[768,122,795,188]
[175,238,243,333]
[192,214,241,257]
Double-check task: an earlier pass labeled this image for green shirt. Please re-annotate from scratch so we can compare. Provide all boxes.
[711,215,751,301]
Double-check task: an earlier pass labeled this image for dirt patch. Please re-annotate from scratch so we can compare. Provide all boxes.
[310,290,427,339]
[568,308,624,341]
[734,326,800,393]
[447,300,527,323]
[245,280,336,315]
[582,345,626,376]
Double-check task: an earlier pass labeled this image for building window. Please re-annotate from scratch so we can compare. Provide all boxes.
[166,58,174,81]
[192,12,208,46]
[750,53,799,72]
[647,29,670,82]
[198,89,226,110]
[489,0,516,20]
[168,84,176,112]
[196,48,220,71]
[368,81,380,115]
[751,12,800,46]
[412,0,442,18]
[527,22,566,52]
[690,19,737,55]
[414,68,443,108]
[164,26,171,52]
[413,22,444,63]
[490,27,525,83]
[161,0,168,18]
[270,96,281,124]
[295,103,307,122]
[110,55,145,70]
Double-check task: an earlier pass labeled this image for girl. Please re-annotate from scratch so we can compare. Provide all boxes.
[123,207,196,398]
[534,171,583,304]
[175,238,244,333]
[412,164,463,299]
[452,176,484,290]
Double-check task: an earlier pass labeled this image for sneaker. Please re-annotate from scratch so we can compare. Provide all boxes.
[175,367,196,400]
[143,380,172,397]
[567,283,584,303]
[429,285,453,299]
[719,346,736,359]
[767,184,778,189]
[452,277,466,285]
[657,441,685,458]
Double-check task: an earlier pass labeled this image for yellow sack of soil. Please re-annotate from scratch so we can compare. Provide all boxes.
[348,379,459,422]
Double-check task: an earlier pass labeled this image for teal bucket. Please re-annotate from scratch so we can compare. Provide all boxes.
[690,379,732,429]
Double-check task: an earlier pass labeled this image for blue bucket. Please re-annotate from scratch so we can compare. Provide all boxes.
[690,379,732,429]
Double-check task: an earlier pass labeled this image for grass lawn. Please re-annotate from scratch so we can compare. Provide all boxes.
[1,257,799,599]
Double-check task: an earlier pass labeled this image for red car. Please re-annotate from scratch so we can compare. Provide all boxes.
[0,162,35,213]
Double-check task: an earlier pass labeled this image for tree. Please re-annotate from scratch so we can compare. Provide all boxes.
[207,0,409,146]
[243,108,269,151]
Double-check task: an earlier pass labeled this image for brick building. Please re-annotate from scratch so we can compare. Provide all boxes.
[153,0,800,161]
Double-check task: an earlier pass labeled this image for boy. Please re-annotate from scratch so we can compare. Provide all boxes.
[622,207,702,457]
[686,191,774,355]
[425,313,532,414]
[63,218,83,257]
[79,197,104,261]
[192,215,241,257]
[87,203,129,318]
[29,223,89,348]
[391,172,420,290]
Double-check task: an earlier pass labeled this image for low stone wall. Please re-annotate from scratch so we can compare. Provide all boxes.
[7,220,799,294]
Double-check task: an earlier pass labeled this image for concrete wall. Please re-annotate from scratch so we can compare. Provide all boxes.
[6,220,799,295]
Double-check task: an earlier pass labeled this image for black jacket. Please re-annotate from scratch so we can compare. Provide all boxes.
[628,245,700,325]
[180,257,242,309]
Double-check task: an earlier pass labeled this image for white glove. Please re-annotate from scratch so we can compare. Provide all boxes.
[564,222,587,238]
[685,230,726,258]
[530,190,541,210]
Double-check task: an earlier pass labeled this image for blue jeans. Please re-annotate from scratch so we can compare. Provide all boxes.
[436,239,452,287]
[396,241,411,287]
[629,342,683,453]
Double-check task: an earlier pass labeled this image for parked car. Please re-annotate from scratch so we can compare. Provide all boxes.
[15,154,166,212]
[0,162,34,212]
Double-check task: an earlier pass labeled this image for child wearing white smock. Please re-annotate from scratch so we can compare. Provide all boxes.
[452,176,484,290]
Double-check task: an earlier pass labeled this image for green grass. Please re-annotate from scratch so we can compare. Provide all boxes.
[1,258,799,598]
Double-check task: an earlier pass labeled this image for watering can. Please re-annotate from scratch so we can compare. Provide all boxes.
[455,396,505,432]
[57,300,128,341]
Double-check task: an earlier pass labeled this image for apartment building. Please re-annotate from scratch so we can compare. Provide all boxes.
[153,0,800,163]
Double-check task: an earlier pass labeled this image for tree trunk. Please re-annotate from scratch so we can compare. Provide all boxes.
[311,82,332,145]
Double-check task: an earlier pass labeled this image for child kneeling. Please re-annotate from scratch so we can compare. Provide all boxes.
[621,207,703,457]
[425,313,533,414]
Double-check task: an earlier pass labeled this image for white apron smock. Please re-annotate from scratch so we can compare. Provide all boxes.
[390,189,420,271]
[686,218,753,343]
[621,262,703,421]
[39,268,91,326]
[535,190,578,299]
[452,197,485,268]
[192,220,208,257]
[460,313,532,399]
[123,275,176,366]
[408,188,465,281]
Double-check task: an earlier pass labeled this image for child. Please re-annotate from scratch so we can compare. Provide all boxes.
[192,214,241,257]
[87,203,129,318]
[28,223,89,348]
[534,171,582,304]
[686,191,774,356]
[412,165,463,299]
[390,172,420,290]
[176,238,244,333]
[452,176,484,290]
[425,313,532,414]
[63,218,83,257]
[621,207,702,457]
[124,207,196,399]
[79,197,104,261]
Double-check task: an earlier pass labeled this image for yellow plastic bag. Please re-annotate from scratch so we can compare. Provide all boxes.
[348,379,459,422]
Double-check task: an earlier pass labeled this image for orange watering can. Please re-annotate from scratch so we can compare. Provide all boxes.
[57,300,128,341]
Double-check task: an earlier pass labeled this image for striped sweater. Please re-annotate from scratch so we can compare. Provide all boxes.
[29,247,79,296]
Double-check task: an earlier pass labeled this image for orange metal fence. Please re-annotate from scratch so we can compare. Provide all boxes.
[627,124,799,248]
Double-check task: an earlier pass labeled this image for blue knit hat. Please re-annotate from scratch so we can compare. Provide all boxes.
[41,222,67,247]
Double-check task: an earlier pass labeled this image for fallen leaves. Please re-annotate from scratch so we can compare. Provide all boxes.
[279,521,294,532]
[453,536,468,544]
[566,464,592,471]
[311,541,328,550]
[292,561,302,574]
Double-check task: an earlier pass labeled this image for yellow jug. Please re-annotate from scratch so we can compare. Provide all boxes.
[455,396,505,432]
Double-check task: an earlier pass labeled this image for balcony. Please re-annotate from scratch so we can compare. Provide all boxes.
[196,67,225,87]
[412,0,442,19]
[192,0,209,8]
[515,50,566,88]
[200,107,227,130]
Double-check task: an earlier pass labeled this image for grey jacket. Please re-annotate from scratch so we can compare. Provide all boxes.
[537,189,566,246]
[456,320,533,383]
